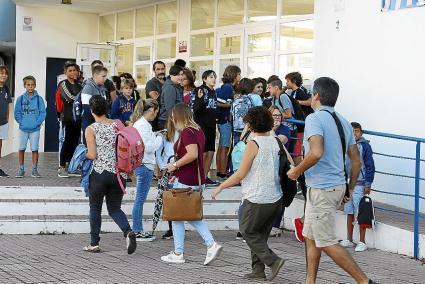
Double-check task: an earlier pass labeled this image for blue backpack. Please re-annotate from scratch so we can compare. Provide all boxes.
[231,95,253,132]
[231,130,251,171]
[68,144,87,173]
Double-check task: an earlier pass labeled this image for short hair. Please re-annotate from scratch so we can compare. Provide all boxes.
[169,65,184,76]
[269,79,283,90]
[120,78,134,90]
[64,61,78,71]
[91,60,103,68]
[285,72,303,87]
[239,78,256,95]
[89,95,108,116]
[351,122,363,132]
[23,75,36,85]
[244,106,273,133]
[201,70,217,81]
[111,76,121,89]
[267,75,280,84]
[174,59,186,68]
[222,65,241,84]
[119,72,134,80]
[92,65,108,76]
[153,60,166,71]
[312,77,339,107]
[0,65,8,76]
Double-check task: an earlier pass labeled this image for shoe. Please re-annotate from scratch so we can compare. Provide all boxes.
[67,170,81,177]
[205,177,220,187]
[355,241,368,252]
[243,272,267,280]
[368,280,378,284]
[126,231,137,254]
[31,169,42,178]
[57,167,69,178]
[83,245,101,253]
[0,169,10,178]
[292,218,305,242]
[15,169,25,178]
[162,230,173,240]
[268,258,285,281]
[135,232,156,242]
[204,242,223,265]
[269,227,282,237]
[161,251,185,264]
[340,239,355,248]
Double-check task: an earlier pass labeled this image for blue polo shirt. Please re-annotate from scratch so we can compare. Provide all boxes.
[304,106,355,189]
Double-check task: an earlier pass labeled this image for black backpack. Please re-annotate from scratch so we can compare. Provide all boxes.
[276,94,305,132]
[275,137,297,207]
[358,196,375,229]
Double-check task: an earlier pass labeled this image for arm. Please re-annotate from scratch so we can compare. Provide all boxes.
[110,90,117,102]
[217,102,231,108]
[166,143,198,172]
[148,91,160,100]
[37,98,47,125]
[347,144,361,191]
[298,97,312,106]
[85,127,97,160]
[283,108,292,119]
[14,97,22,124]
[140,126,162,154]
[287,135,323,180]
[362,143,375,187]
[55,86,63,114]
[163,87,177,112]
[193,89,206,113]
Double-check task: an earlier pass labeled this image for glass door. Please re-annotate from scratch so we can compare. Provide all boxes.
[134,40,153,94]
[76,43,116,79]
[216,29,243,79]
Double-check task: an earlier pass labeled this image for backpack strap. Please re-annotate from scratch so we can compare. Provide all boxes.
[114,119,127,193]
[274,136,295,166]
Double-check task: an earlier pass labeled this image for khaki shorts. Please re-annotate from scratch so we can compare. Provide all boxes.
[302,185,345,248]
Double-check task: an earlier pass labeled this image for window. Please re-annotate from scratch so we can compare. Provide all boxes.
[157,1,177,34]
[136,64,151,86]
[282,0,314,18]
[99,14,115,42]
[136,6,154,38]
[280,20,314,54]
[247,56,272,78]
[191,0,215,30]
[190,60,214,86]
[157,37,176,59]
[279,53,313,80]
[248,0,277,22]
[136,46,151,62]
[220,36,241,55]
[248,32,272,53]
[217,0,244,27]
[117,11,134,41]
[219,58,240,74]
[117,44,134,75]
[191,33,214,57]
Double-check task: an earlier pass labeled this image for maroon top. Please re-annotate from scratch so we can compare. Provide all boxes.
[174,127,206,186]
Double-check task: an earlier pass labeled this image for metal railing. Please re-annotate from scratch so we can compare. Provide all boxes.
[285,118,424,259]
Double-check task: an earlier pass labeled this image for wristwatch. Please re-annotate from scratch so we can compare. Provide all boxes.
[173,162,179,169]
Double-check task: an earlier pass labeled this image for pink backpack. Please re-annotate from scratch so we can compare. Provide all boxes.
[114,120,144,193]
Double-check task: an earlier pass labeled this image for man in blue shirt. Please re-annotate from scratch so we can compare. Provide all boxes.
[287,77,376,284]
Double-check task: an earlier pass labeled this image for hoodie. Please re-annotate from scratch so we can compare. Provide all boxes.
[159,78,183,121]
[347,136,375,187]
[14,91,46,132]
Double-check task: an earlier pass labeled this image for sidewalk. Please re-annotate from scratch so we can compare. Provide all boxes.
[0,231,423,284]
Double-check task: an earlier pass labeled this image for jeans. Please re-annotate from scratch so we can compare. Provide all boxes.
[132,165,154,233]
[58,122,65,164]
[172,180,214,254]
[89,171,131,246]
[18,130,40,151]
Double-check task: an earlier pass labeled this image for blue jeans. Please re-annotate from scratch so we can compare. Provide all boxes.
[172,180,214,254]
[58,122,65,164]
[18,129,40,151]
[343,185,365,215]
[132,165,154,233]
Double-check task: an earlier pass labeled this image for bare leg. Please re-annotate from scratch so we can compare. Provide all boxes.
[305,238,321,284]
[203,151,214,178]
[359,226,366,243]
[18,150,25,166]
[322,244,369,284]
[32,151,38,168]
[216,147,223,174]
[347,214,354,241]
[217,146,229,175]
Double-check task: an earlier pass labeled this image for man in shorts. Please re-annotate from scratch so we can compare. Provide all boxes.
[287,77,376,284]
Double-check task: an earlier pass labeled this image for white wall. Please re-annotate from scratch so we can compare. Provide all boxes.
[314,0,425,211]
[5,6,99,156]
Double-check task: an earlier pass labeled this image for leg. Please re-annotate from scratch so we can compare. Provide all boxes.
[203,151,214,177]
[188,220,215,248]
[216,146,223,174]
[132,165,154,233]
[88,172,106,246]
[172,221,186,254]
[31,151,38,168]
[105,172,131,236]
[305,238,322,284]
[359,226,366,243]
[346,214,355,241]
[29,130,40,170]
[18,150,25,167]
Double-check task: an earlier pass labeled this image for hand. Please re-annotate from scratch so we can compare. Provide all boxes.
[169,176,176,183]
[125,121,131,126]
[364,187,371,195]
[197,89,204,98]
[166,163,177,173]
[287,167,300,180]
[343,196,351,203]
[211,187,222,200]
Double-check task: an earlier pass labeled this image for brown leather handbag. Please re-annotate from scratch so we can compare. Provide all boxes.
[162,132,203,221]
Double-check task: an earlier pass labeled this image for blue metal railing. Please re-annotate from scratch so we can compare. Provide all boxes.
[285,118,424,259]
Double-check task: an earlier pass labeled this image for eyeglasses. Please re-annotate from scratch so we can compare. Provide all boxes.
[272,114,282,118]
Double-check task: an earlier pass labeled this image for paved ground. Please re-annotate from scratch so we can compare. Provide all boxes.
[0,231,423,284]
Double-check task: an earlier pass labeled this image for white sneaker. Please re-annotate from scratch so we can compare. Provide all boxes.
[339,239,355,247]
[204,242,223,265]
[161,251,185,264]
[355,242,368,252]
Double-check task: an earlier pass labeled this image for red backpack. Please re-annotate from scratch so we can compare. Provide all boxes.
[114,120,144,193]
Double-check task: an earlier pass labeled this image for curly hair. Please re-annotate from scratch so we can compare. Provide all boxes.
[244,106,273,133]
[285,72,303,87]
[89,95,109,117]
[221,65,241,84]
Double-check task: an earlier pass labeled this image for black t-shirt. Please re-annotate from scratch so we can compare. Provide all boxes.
[291,87,313,117]
[0,85,12,126]
[145,77,163,99]
[193,85,218,128]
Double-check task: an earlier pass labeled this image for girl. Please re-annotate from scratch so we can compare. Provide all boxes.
[181,68,196,105]
[131,99,162,241]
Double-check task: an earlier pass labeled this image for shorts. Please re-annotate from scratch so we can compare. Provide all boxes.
[293,132,303,157]
[203,126,216,152]
[19,129,40,151]
[218,121,231,148]
[0,123,9,140]
[343,185,365,215]
[302,185,345,248]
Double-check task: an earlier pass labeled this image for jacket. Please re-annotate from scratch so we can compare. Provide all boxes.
[133,116,162,170]
[159,78,183,121]
[193,85,218,128]
[356,137,375,187]
[14,91,46,132]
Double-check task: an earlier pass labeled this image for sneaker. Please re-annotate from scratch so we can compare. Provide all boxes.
[83,245,101,253]
[57,167,69,178]
[0,169,10,178]
[243,272,267,281]
[368,280,378,284]
[269,227,282,237]
[161,251,185,264]
[205,177,220,187]
[204,242,223,265]
[340,239,355,248]
[67,170,81,177]
[292,218,305,242]
[355,241,368,252]
[269,258,285,281]
[162,230,173,240]
[31,169,42,178]
[15,169,25,178]
[126,231,137,254]
[135,232,156,242]
[236,232,243,240]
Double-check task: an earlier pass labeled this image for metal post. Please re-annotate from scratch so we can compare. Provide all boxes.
[413,142,421,259]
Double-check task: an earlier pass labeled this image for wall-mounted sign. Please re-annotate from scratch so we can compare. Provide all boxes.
[382,0,425,12]
[179,41,187,53]
[23,16,32,31]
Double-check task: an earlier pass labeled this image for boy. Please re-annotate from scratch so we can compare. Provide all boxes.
[111,79,135,125]
[14,76,46,178]
[0,66,12,177]
[340,122,375,252]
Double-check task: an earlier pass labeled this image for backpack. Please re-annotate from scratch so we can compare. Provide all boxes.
[275,137,297,207]
[262,96,273,108]
[114,120,145,193]
[231,95,253,132]
[277,94,305,132]
[72,92,82,122]
[68,144,87,174]
[357,195,376,229]
[231,130,251,171]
